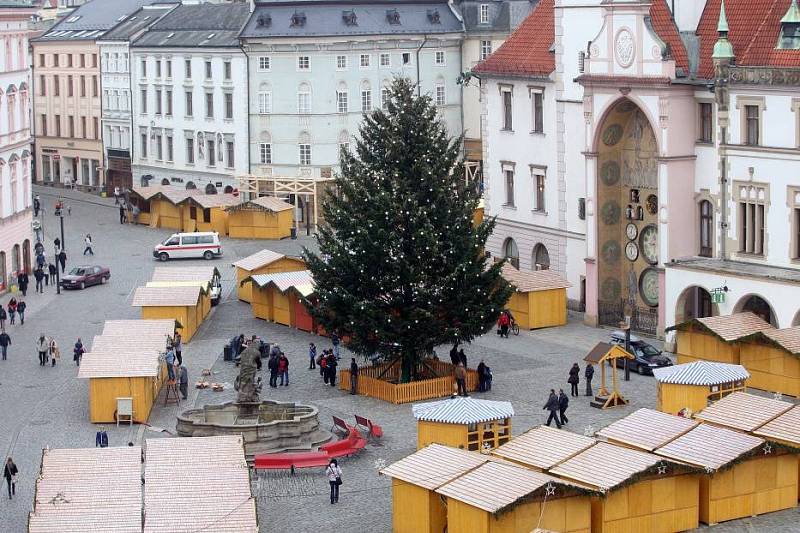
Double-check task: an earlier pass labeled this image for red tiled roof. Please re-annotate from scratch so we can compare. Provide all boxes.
[649,0,690,72]
[697,0,800,79]
[474,0,554,77]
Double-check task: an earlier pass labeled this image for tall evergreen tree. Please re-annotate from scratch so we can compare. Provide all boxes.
[304,78,511,381]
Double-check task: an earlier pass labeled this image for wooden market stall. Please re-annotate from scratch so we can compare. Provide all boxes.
[596,408,699,452]
[380,444,492,533]
[754,406,800,500]
[492,425,595,472]
[232,249,306,303]
[737,327,800,397]
[101,319,177,338]
[28,446,143,533]
[693,391,794,434]
[243,270,313,326]
[667,312,773,365]
[286,282,317,332]
[151,264,222,314]
[146,281,212,319]
[225,196,294,239]
[651,361,750,415]
[501,264,571,330]
[130,185,196,229]
[584,342,635,409]
[143,436,258,532]
[435,460,593,533]
[412,397,514,451]
[178,193,239,234]
[131,285,202,341]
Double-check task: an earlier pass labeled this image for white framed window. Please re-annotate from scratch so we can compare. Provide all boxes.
[360,54,370,68]
[299,143,311,165]
[140,132,148,158]
[204,60,212,79]
[480,40,493,61]
[298,83,311,114]
[435,84,446,106]
[434,50,445,66]
[166,59,172,78]
[226,141,234,168]
[166,134,173,162]
[140,88,147,114]
[480,4,489,24]
[258,91,272,114]
[381,87,390,111]
[735,182,768,256]
[224,60,232,80]
[361,89,372,111]
[140,58,146,77]
[156,59,161,78]
[337,90,348,113]
[297,55,310,70]
[502,164,515,206]
[259,142,272,164]
[402,52,412,66]
[155,132,163,160]
[379,53,390,67]
[258,56,271,71]
[336,55,347,70]
[207,139,216,167]
[531,167,546,212]
[529,87,544,133]
[500,85,513,131]
[155,88,162,115]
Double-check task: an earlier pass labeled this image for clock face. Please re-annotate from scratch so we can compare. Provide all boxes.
[626,223,638,240]
[625,241,639,262]
[639,224,658,265]
[639,268,659,307]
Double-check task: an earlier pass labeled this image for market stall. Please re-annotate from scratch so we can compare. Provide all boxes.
[232,249,306,303]
[225,196,294,239]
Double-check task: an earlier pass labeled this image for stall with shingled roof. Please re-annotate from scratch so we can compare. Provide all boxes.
[492,425,596,472]
[242,270,314,326]
[666,312,773,365]
[225,196,294,239]
[178,193,239,234]
[232,249,306,303]
[131,285,202,341]
[583,342,635,408]
[501,264,571,329]
[737,326,800,397]
[754,405,800,500]
[413,397,513,451]
[652,361,750,415]
[129,185,197,229]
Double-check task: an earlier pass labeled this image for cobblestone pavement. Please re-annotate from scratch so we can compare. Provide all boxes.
[0,186,796,531]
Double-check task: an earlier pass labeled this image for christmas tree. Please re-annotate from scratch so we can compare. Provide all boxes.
[304,78,511,382]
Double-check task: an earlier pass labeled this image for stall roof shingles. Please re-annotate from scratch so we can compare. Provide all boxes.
[182,193,240,209]
[755,326,800,355]
[78,348,161,378]
[655,423,763,471]
[144,436,257,532]
[492,425,595,470]
[232,249,290,271]
[381,443,490,490]
[102,319,175,337]
[596,408,698,451]
[249,270,314,291]
[694,391,794,432]
[652,361,750,385]
[755,405,800,446]
[501,264,571,292]
[681,312,774,341]
[28,446,142,533]
[412,397,514,424]
[132,285,202,307]
[151,265,219,283]
[549,442,663,492]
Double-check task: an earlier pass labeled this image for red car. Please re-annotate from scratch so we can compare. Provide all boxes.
[60,265,111,290]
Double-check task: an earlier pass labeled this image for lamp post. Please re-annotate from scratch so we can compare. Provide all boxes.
[54,238,60,295]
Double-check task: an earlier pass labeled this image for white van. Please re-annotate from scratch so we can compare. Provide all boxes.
[153,232,223,261]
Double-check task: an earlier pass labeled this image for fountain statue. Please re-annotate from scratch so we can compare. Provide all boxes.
[234,343,262,404]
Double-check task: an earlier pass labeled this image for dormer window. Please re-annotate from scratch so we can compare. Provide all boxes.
[342,10,357,26]
[291,11,306,27]
[778,0,800,49]
[386,9,400,25]
[257,14,272,27]
[427,9,440,24]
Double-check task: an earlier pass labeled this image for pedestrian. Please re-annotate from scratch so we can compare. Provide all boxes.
[268,352,278,388]
[54,237,60,252]
[331,332,340,360]
[17,271,28,296]
[454,362,467,397]
[49,337,60,367]
[114,186,121,205]
[178,364,188,399]
[558,389,569,425]
[0,331,10,360]
[0,305,5,331]
[119,204,127,224]
[325,459,342,504]
[58,250,67,273]
[585,363,595,397]
[73,338,85,366]
[3,457,18,500]
[34,194,41,217]
[327,352,338,387]
[35,251,45,270]
[278,352,289,386]
[568,363,580,397]
[476,359,487,392]
[7,298,16,325]
[320,350,328,381]
[16,300,25,325]
[36,334,48,366]
[544,389,561,428]
[34,267,45,293]
[173,332,182,366]
[165,347,176,381]
[349,357,358,395]
[449,344,460,366]
[308,342,316,370]
[498,310,510,338]
[83,234,94,256]
[459,348,467,369]
[48,263,57,285]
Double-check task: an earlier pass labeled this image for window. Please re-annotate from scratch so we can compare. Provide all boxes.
[54,53,59,67]
[435,84,446,106]
[54,114,61,136]
[503,238,519,269]
[699,199,713,257]
[140,59,146,77]
[205,92,214,118]
[532,169,545,212]
[337,90,348,113]
[67,54,73,68]
[80,75,85,97]
[39,54,44,67]
[224,60,231,80]
[736,183,767,256]
[402,52,411,65]
[361,88,371,111]
[299,143,311,165]
[155,132,163,160]
[202,208,211,224]
[381,87,390,111]
[80,116,85,138]
[226,141,234,168]
[258,56,271,71]
[185,58,191,78]
[166,59,172,78]
[745,105,759,145]
[533,243,550,270]
[141,132,148,158]
[92,54,97,68]
[53,75,59,96]
[480,40,492,60]
[166,134,173,162]
[140,88,147,113]
[530,88,543,133]
[186,137,194,163]
[794,206,800,260]
[185,91,193,117]
[298,56,310,70]
[298,85,311,114]
[698,102,713,143]
[156,59,161,77]
[205,60,212,79]
[336,55,347,69]
[39,75,45,96]
[504,166,515,206]
[258,91,272,114]
[434,50,445,66]
[359,54,370,67]
[40,114,47,136]
[67,75,73,97]
[501,87,512,131]
[68,116,74,137]
[380,53,390,67]
[155,89,162,115]
[80,54,85,68]
[166,90,173,116]
[207,139,216,166]
[224,93,233,119]
[259,142,272,164]
[480,4,489,24]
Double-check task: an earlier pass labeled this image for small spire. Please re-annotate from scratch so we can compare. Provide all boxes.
[781,0,800,24]
[712,0,735,60]
[717,0,729,34]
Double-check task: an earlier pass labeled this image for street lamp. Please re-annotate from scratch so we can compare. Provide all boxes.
[54,238,61,295]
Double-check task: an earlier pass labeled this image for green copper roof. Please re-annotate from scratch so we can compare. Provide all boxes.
[781,0,800,23]
[713,0,735,59]
[717,0,729,33]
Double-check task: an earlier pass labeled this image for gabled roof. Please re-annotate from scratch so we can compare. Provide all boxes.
[131,285,202,307]
[740,326,800,355]
[412,396,514,424]
[78,347,162,379]
[492,425,595,470]
[647,0,689,72]
[133,2,250,48]
[596,408,698,452]
[667,312,773,342]
[225,196,295,213]
[131,184,202,204]
[246,270,314,292]
[501,264,571,292]
[102,319,175,337]
[151,265,220,283]
[755,405,800,447]
[654,423,764,471]
[380,443,491,490]
[652,361,750,386]
[694,391,794,432]
[232,249,302,271]
[181,194,240,209]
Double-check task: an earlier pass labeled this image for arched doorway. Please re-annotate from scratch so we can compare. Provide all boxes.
[22,239,31,273]
[160,178,170,186]
[532,243,550,271]
[223,185,234,194]
[674,285,716,324]
[503,238,519,269]
[11,244,20,274]
[595,99,659,330]
[185,181,197,190]
[0,251,6,291]
[734,294,777,327]
[205,183,217,195]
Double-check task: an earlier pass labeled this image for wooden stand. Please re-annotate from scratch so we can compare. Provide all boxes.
[164,380,180,406]
[584,342,635,409]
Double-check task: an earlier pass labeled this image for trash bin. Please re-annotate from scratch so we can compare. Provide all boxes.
[223,344,232,361]
[290,227,297,240]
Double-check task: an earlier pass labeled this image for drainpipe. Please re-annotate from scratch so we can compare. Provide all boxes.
[416,35,428,97]
[719,124,727,259]
[241,40,250,200]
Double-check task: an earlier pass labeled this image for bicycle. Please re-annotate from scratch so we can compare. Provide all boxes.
[511,321,520,336]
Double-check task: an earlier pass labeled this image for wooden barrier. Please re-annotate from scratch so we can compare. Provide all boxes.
[340,360,478,404]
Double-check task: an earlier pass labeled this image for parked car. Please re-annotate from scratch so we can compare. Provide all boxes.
[60,265,111,290]
[153,232,222,261]
[609,331,672,375]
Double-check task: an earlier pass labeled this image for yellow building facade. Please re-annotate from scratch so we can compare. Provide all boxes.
[652,361,750,415]
[502,265,570,330]
[226,196,294,239]
[232,249,306,303]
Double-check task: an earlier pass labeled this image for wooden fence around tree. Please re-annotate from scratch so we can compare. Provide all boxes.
[339,359,479,404]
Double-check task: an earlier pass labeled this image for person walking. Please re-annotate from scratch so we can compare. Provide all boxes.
[325,459,342,504]
[0,331,10,360]
[48,263,57,285]
[34,195,41,217]
[173,332,183,366]
[0,305,6,331]
[454,362,467,397]
[36,334,48,366]
[178,364,189,399]
[498,310,510,338]
[449,344,460,366]
[73,338,85,366]
[16,300,25,325]
[4,458,18,500]
[17,271,28,296]
[83,234,94,256]
[326,352,338,387]
[330,333,340,360]
[267,352,279,388]
[319,350,328,381]
[49,337,60,367]
[585,363,595,397]
[165,347,176,381]
[544,389,562,428]
[8,298,17,325]
[34,267,45,294]
[308,342,316,370]
[58,249,67,273]
[568,363,580,397]
[114,186,121,205]
[278,352,289,386]
[119,204,127,224]
[476,359,487,393]
[558,389,570,425]
[349,358,358,395]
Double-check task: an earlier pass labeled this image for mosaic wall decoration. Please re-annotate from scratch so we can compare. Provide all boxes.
[600,161,621,186]
[602,124,624,146]
[601,277,622,301]
[601,240,621,264]
[601,200,621,225]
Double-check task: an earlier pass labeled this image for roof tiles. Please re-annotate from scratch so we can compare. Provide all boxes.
[381,444,491,490]
[151,265,219,283]
[596,408,698,451]
[549,442,664,492]
[694,391,794,432]
[652,361,750,385]
[683,312,773,342]
[492,425,595,470]
[232,249,289,271]
[248,270,314,292]
[754,405,800,446]
[131,285,202,307]
[655,423,764,470]
[412,397,514,425]
[501,264,571,292]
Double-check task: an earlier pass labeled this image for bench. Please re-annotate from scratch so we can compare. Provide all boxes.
[321,427,367,458]
[254,451,330,471]
[354,415,383,440]
[331,415,349,435]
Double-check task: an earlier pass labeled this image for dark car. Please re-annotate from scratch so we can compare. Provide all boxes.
[60,265,110,290]
[609,331,672,375]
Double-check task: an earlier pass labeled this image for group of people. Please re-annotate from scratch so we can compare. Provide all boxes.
[35,334,60,366]
[316,346,339,387]
[165,333,188,399]
[267,346,290,387]
[542,362,597,428]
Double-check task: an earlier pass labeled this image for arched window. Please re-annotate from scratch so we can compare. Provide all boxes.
[161,178,170,185]
[298,131,311,166]
[257,82,272,115]
[532,243,550,270]
[0,251,6,291]
[336,81,348,114]
[185,181,196,190]
[338,130,350,155]
[699,200,713,257]
[503,238,519,269]
[224,185,234,194]
[205,183,217,194]
[360,80,371,112]
[11,244,20,274]
[297,82,311,114]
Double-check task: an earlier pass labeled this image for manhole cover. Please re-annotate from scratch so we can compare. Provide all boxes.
[30,419,51,426]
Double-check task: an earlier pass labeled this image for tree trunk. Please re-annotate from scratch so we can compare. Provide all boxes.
[400,349,416,383]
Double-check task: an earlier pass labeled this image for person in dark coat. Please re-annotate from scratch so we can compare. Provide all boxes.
[4,457,18,499]
[48,263,57,285]
[34,267,45,293]
[0,306,5,330]
[476,359,487,392]
[585,363,595,397]
[7,298,16,325]
[58,250,67,273]
[267,353,279,388]
[73,338,85,366]
[326,352,338,386]
[568,363,580,397]
[16,300,25,325]
[178,364,189,399]
[349,358,358,395]
[0,331,10,361]
[449,344,460,366]
[17,271,28,296]
[543,389,561,428]
[459,349,467,368]
[558,389,569,425]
